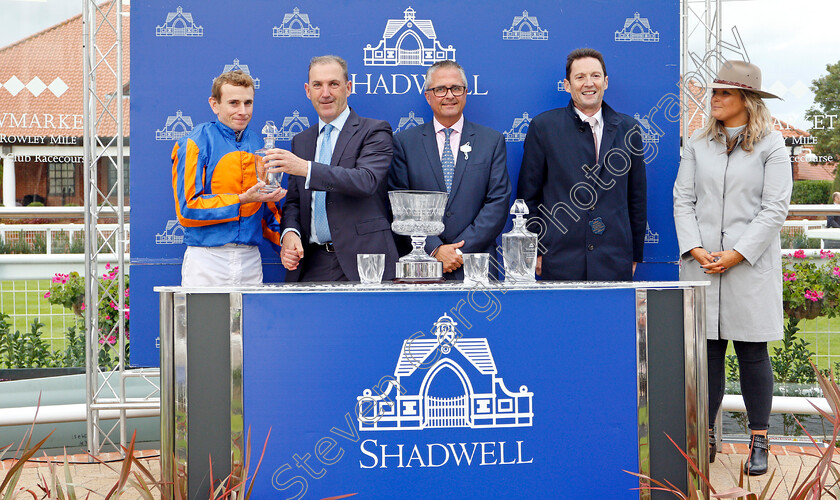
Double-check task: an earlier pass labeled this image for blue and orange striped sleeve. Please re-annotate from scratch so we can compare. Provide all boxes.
[172,139,242,227]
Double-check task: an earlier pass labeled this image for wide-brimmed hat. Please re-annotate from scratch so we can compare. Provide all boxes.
[708,60,781,100]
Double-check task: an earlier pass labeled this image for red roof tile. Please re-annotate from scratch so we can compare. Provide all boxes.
[0,1,129,138]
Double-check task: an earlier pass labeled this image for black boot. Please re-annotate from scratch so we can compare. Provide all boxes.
[744,434,769,476]
[709,428,716,464]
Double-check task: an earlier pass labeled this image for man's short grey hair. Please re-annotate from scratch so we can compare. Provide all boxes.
[425,60,467,89]
[308,55,349,82]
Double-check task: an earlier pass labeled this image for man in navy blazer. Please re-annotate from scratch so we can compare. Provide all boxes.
[389,60,511,280]
[518,48,646,281]
[266,55,398,281]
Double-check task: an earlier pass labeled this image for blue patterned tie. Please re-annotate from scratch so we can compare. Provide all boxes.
[313,124,333,243]
[441,128,455,193]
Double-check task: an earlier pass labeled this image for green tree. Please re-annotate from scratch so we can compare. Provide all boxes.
[806,60,840,165]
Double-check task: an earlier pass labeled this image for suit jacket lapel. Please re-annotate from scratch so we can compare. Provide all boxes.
[421,123,446,192]
[598,103,621,165]
[447,121,473,207]
[330,109,360,165]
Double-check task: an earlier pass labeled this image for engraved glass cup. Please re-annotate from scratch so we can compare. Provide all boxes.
[463,253,490,286]
[357,254,385,285]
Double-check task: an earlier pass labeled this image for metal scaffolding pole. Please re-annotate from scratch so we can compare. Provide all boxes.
[83,0,159,457]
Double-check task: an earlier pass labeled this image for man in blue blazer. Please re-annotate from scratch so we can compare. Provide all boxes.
[389,60,511,280]
[518,48,646,281]
[267,55,398,281]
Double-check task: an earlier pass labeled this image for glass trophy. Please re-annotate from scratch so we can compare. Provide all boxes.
[389,190,448,283]
[503,199,537,283]
[255,121,283,193]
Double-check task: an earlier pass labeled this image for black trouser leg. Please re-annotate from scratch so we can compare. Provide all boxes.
[707,339,728,427]
[733,340,773,431]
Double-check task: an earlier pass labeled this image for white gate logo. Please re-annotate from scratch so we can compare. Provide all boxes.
[615,12,659,42]
[504,112,531,143]
[394,111,425,134]
[156,220,185,245]
[277,111,310,141]
[273,8,320,38]
[635,113,662,145]
[357,314,534,431]
[155,111,193,141]
[363,7,456,66]
[502,10,549,40]
[645,222,659,244]
[219,59,260,89]
[156,7,203,37]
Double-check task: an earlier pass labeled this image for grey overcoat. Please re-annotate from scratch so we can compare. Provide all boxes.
[674,129,792,342]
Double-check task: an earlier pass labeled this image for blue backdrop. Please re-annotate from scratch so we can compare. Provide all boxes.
[130,1,680,366]
[241,287,640,498]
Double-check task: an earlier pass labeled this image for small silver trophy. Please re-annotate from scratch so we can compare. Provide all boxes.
[389,190,448,283]
[255,121,283,193]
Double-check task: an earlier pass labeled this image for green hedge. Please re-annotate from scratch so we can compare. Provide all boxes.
[791,180,834,205]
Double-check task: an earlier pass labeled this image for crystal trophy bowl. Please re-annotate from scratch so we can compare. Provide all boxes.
[389,190,448,283]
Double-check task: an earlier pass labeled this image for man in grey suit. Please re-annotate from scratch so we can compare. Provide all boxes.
[389,60,511,280]
[266,55,398,281]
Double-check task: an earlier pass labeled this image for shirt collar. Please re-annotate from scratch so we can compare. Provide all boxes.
[319,106,351,134]
[213,120,245,141]
[433,115,465,135]
[573,106,603,127]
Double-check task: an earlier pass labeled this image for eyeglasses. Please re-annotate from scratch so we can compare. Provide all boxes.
[425,85,467,97]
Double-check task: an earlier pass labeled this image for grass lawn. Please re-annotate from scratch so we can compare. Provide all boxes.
[0,279,79,350]
[722,316,840,375]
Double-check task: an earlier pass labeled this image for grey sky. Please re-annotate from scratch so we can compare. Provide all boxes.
[1,0,837,130]
[0,0,82,48]
[721,0,840,130]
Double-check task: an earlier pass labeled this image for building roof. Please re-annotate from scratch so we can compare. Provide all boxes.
[0,1,130,139]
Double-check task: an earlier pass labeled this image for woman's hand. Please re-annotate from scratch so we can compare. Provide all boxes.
[689,247,715,266]
[702,249,745,274]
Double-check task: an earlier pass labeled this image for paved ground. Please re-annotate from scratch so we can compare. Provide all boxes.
[1,449,161,499]
[1,443,838,498]
[710,441,838,498]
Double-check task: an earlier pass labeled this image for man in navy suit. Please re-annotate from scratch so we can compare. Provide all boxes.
[266,55,398,281]
[518,48,646,281]
[389,60,511,280]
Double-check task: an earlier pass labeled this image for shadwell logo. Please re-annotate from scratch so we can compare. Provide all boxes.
[363,7,455,66]
[356,314,534,431]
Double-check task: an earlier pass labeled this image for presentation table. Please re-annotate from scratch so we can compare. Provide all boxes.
[158,281,708,499]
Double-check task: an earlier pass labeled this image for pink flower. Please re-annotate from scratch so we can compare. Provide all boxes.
[804,289,825,302]
[821,249,835,259]
[81,304,86,311]
[105,263,110,269]
[794,249,807,259]
[783,272,797,282]
[124,310,130,321]
[105,315,111,320]
[124,288,129,297]
[98,335,117,345]
[43,291,51,298]
[110,301,118,310]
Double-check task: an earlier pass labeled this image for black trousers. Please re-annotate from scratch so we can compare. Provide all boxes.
[707,339,773,431]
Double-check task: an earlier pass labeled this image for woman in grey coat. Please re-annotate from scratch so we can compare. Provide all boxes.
[674,61,791,476]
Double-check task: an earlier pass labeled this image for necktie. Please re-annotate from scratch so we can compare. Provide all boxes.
[313,124,333,243]
[441,128,455,193]
[585,117,599,160]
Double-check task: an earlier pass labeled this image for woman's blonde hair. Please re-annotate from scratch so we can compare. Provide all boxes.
[699,89,773,153]
[831,192,840,204]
